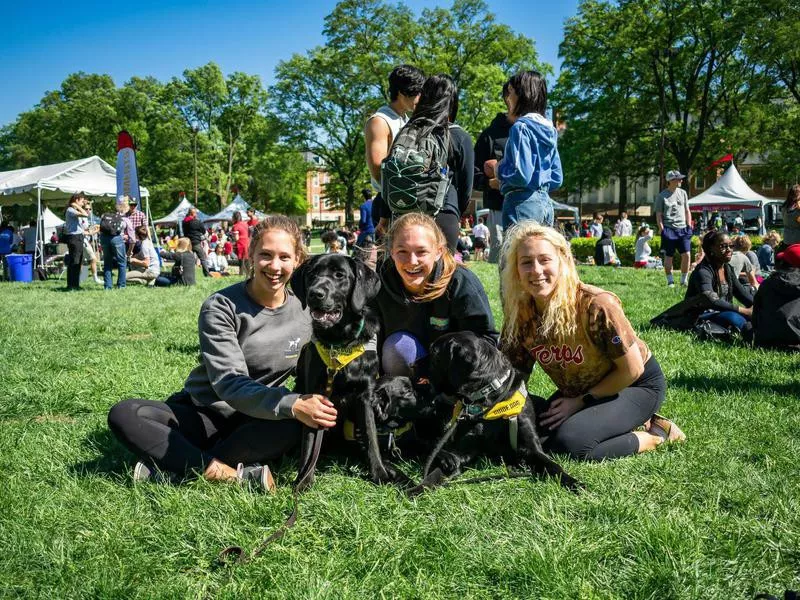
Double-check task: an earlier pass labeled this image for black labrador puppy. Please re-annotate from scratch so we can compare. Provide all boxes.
[419,331,583,493]
[291,253,409,488]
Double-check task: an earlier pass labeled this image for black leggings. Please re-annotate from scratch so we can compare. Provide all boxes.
[64,234,84,289]
[107,394,301,475]
[534,356,667,461]
[435,211,460,252]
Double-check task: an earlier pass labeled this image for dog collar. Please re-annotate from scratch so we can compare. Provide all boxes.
[464,369,514,402]
[451,380,529,422]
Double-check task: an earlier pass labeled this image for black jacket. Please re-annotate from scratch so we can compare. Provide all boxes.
[473,113,511,211]
[183,218,206,245]
[753,267,800,350]
[373,258,498,360]
[685,260,753,312]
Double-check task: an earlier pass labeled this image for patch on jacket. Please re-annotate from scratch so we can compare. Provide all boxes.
[430,316,450,330]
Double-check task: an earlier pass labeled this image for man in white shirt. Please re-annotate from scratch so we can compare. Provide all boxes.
[471,216,490,261]
[364,65,425,237]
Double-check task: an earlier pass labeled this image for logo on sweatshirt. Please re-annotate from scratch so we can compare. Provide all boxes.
[430,316,450,330]
[285,337,302,358]
[529,344,584,367]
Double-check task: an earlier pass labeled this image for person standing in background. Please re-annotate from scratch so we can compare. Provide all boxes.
[364,65,425,237]
[231,211,251,276]
[357,189,375,247]
[63,193,89,291]
[655,170,693,287]
[614,211,632,237]
[473,107,511,263]
[183,207,211,278]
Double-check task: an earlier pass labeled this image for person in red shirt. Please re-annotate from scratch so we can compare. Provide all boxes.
[246,208,260,229]
[231,211,250,275]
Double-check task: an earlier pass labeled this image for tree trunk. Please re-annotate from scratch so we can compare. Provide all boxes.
[618,173,628,214]
[225,127,235,207]
[345,182,355,227]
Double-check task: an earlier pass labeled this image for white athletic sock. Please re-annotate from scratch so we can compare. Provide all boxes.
[680,273,688,285]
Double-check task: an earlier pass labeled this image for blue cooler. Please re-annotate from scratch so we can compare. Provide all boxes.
[6,254,33,283]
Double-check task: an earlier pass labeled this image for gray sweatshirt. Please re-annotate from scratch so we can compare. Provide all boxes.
[184,281,312,419]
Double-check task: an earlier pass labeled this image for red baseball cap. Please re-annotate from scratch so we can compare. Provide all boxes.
[776,243,800,268]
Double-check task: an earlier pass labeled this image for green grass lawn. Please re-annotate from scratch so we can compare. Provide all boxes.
[0,264,798,599]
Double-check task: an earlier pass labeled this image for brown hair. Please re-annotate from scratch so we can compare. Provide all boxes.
[384,213,456,302]
[69,192,87,206]
[247,215,308,276]
[732,235,752,252]
[135,225,149,240]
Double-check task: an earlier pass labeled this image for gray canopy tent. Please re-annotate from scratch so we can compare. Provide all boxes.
[0,156,151,268]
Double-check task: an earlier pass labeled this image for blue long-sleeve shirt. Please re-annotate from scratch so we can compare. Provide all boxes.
[497,113,562,199]
[359,200,374,235]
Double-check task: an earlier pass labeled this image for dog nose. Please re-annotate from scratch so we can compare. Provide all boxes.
[309,288,325,300]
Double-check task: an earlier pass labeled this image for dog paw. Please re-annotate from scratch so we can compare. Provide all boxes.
[435,451,463,476]
[561,475,585,494]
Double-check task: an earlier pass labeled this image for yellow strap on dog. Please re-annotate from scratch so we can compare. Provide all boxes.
[483,390,527,420]
[314,341,366,372]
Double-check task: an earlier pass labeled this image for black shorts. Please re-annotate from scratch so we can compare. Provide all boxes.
[661,226,692,255]
[473,237,487,250]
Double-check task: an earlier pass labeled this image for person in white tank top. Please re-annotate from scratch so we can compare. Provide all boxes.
[364,65,425,236]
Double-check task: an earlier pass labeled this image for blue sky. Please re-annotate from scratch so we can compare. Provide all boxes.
[1,0,579,127]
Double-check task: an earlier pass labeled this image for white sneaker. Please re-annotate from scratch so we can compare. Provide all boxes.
[93,276,102,284]
[133,461,173,484]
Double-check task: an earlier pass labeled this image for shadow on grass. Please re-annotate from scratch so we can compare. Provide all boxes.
[165,343,200,356]
[670,373,798,397]
[69,427,132,480]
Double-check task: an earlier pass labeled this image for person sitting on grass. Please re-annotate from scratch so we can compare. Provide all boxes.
[207,243,230,276]
[730,235,760,292]
[752,243,800,351]
[685,231,754,338]
[108,216,316,490]
[758,231,780,273]
[633,225,661,269]
[127,226,161,286]
[500,222,685,461]
[593,227,619,267]
[155,237,197,287]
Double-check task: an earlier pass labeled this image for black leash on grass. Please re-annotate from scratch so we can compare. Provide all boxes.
[215,428,325,567]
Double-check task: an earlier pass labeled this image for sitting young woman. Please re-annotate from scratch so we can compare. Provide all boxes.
[500,223,684,462]
[155,237,197,287]
[374,212,498,379]
[107,216,322,490]
[685,230,754,337]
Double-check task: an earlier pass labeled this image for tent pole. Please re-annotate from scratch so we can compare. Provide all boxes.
[35,188,43,270]
[145,195,157,246]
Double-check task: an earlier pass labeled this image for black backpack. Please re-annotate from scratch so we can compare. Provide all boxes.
[381,120,451,217]
[100,212,125,236]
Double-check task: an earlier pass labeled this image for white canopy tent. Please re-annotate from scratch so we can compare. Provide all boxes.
[0,156,151,267]
[153,197,211,235]
[41,207,65,241]
[204,194,266,223]
[687,163,771,211]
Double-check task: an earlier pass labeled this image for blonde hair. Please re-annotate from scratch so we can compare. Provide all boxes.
[247,215,309,277]
[176,237,192,252]
[384,213,456,302]
[764,230,781,246]
[329,240,342,253]
[500,223,580,349]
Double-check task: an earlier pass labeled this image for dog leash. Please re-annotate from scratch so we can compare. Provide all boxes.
[216,427,325,567]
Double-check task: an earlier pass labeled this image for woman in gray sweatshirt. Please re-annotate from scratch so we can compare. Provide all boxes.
[108,216,328,490]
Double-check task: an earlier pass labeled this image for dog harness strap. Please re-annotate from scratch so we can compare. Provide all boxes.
[314,341,367,372]
[508,416,519,451]
[483,383,528,420]
[465,369,514,402]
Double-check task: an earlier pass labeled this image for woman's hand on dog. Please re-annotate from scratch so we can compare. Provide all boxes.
[293,394,338,429]
[539,396,585,430]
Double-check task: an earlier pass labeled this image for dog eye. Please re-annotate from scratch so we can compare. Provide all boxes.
[333,271,345,279]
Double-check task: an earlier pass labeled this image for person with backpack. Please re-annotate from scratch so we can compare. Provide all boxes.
[378,74,474,251]
[365,65,426,238]
[99,198,134,290]
[486,71,562,231]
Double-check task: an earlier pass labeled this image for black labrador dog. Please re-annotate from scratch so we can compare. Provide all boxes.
[417,331,583,493]
[291,253,410,488]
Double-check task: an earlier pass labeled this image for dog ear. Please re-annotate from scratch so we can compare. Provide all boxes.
[290,255,319,309]
[349,257,381,313]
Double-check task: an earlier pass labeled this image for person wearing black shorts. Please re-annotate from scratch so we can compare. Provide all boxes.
[656,170,694,287]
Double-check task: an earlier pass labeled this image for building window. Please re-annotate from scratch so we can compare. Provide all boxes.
[742,169,751,181]
[695,174,705,189]
[312,194,320,209]
[763,177,774,190]
[312,172,319,186]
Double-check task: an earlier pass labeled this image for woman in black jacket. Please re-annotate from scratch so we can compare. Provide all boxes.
[685,231,753,334]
